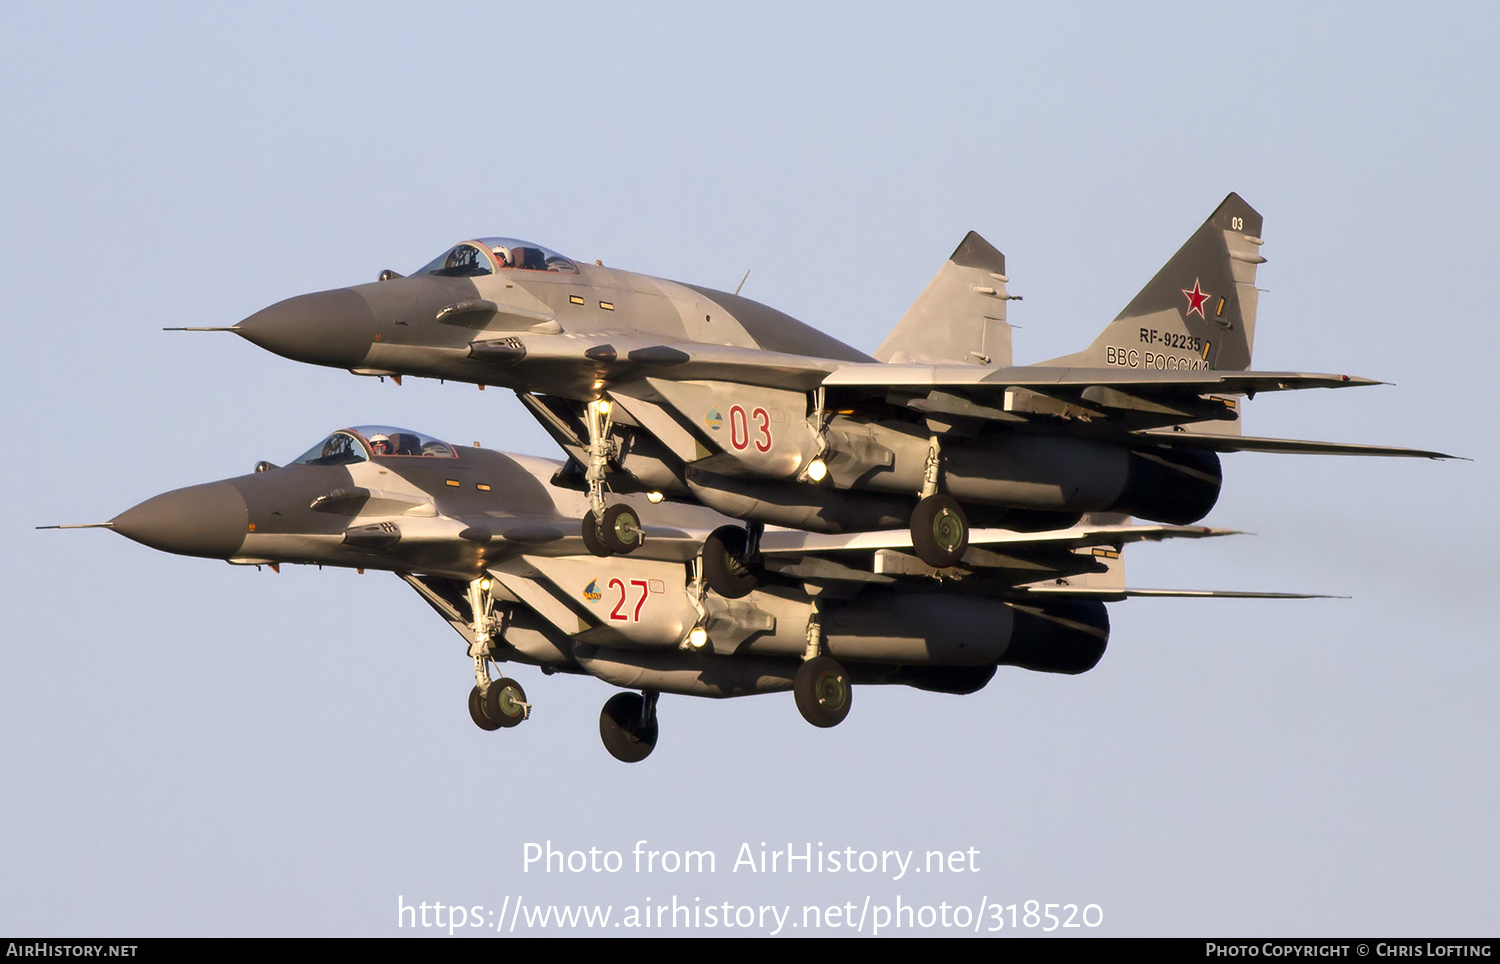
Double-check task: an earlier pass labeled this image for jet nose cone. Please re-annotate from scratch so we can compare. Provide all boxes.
[110,482,249,559]
[234,288,375,368]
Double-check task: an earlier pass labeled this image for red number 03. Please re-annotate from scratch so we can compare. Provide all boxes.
[728,404,772,452]
[608,578,650,621]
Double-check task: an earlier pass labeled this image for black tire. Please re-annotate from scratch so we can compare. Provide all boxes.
[484,677,528,728]
[581,512,613,557]
[601,503,643,555]
[468,685,501,731]
[910,494,969,568]
[794,655,852,728]
[599,692,658,763]
[703,525,759,599]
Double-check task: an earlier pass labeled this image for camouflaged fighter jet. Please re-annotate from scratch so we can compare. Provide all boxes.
[203,196,1451,599]
[46,425,1308,762]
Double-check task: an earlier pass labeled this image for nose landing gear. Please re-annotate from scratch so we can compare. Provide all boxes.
[583,502,643,557]
[462,575,532,731]
[580,398,642,557]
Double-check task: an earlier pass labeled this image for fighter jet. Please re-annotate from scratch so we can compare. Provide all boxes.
[48,425,1305,762]
[204,196,1451,597]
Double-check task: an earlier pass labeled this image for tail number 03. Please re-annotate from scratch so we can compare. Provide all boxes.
[728,405,772,453]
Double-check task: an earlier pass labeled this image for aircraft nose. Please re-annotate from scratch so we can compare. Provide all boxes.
[110,481,249,559]
[233,288,375,368]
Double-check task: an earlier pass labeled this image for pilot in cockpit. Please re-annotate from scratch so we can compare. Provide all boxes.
[490,245,511,269]
[509,246,546,270]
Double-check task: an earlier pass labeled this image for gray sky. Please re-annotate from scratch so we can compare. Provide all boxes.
[2,2,1495,936]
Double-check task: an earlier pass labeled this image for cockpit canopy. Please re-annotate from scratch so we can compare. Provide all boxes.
[292,426,458,466]
[416,237,579,277]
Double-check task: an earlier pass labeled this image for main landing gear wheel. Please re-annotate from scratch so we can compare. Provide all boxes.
[484,677,529,728]
[600,503,643,555]
[703,525,760,599]
[468,686,501,731]
[910,494,969,568]
[794,655,852,728]
[581,512,613,557]
[599,692,659,763]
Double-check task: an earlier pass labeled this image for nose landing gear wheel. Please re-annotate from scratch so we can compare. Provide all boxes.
[484,677,529,728]
[600,503,643,555]
[703,525,760,598]
[581,512,614,557]
[468,686,501,731]
[599,692,659,763]
[910,494,969,568]
[794,655,852,728]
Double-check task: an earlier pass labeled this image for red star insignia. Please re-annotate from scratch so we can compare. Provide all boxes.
[1182,279,1210,319]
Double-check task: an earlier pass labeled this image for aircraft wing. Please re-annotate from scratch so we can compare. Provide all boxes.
[753,522,1239,588]
[820,363,1383,393]
[752,521,1335,600]
[815,363,1460,457]
[757,522,1235,555]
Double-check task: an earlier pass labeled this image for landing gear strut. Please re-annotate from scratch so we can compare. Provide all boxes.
[464,575,531,731]
[599,691,659,763]
[580,399,641,557]
[909,435,969,568]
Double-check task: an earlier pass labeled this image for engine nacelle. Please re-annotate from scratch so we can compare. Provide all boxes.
[1112,448,1222,525]
[568,593,1109,695]
[683,467,914,533]
[1000,600,1110,675]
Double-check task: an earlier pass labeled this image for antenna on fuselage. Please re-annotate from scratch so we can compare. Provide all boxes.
[734,269,751,296]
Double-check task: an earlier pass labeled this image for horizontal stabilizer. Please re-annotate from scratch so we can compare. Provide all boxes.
[1135,430,1459,460]
[1019,586,1340,600]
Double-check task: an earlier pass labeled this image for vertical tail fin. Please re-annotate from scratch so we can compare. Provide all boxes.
[875,231,1015,367]
[1043,193,1266,372]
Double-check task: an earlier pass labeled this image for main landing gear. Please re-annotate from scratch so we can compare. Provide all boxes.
[702,522,764,598]
[795,656,852,728]
[582,502,643,557]
[909,435,969,568]
[580,398,642,557]
[794,606,852,727]
[599,691,659,763]
[463,575,532,732]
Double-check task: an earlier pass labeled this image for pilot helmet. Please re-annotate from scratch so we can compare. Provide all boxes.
[369,433,391,454]
[490,244,511,266]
